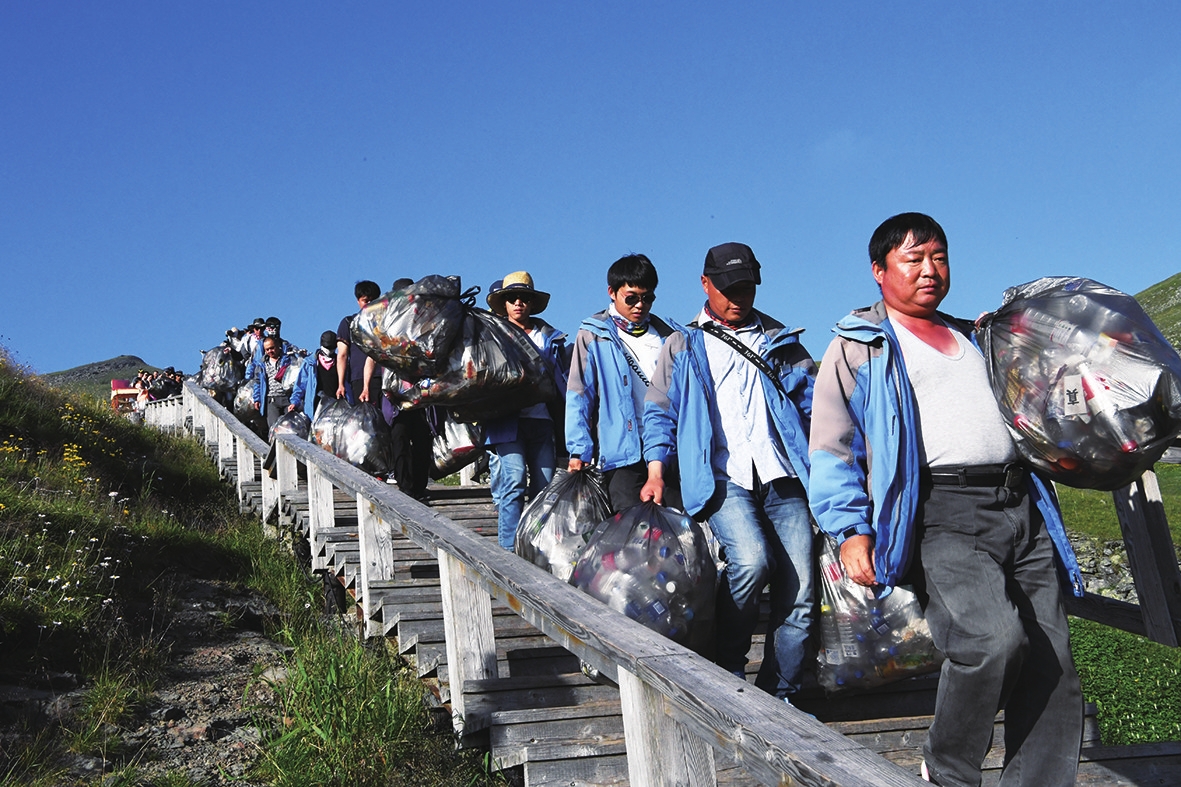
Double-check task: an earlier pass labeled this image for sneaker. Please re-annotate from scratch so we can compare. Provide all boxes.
[920,760,937,783]
[385,476,398,485]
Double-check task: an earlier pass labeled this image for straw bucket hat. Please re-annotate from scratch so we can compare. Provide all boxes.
[486,271,550,315]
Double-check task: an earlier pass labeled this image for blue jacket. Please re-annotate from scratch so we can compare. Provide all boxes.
[565,311,674,471]
[486,319,571,445]
[252,348,301,406]
[807,301,1084,597]
[289,350,332,418]
[642,311,816,517]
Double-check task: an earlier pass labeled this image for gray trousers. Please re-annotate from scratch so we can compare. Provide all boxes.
[915,482,1082,787]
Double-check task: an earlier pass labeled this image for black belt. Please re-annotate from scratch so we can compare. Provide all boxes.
[923,463,1025,490]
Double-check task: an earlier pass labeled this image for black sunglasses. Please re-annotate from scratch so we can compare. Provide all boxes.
[505,293,534,305]
[623,292,656,306]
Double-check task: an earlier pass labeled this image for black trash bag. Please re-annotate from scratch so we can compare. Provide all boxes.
[384,307,557,422]
[514,468,611,582]
[980,277,1181,489]
[428,408,486,480]
[351,275,470,379]
[570,502,716,655]
[198,344,244,393]
[814,534,942,694]
[269,410,311,442]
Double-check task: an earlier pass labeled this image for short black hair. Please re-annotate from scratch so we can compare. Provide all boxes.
[607,254,658,292]
[355,280,380,300]
[391,277,413,291]
[869,213,948,267]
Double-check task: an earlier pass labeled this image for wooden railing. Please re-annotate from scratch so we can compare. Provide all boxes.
[143,380,1181,786]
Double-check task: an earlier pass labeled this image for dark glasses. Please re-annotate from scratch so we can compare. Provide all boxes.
[623,292,656,306]
[505,293,534,305]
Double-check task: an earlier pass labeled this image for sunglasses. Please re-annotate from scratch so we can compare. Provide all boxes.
[505,293,534,305]
[622,292,656,307]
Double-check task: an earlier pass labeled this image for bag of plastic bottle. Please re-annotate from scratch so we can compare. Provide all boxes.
[514,468,611,582]
[233,381,255,422]
[310,398,393,475]
[814,534,942,694]
[198,344,244,393]
[310,397,352,456]
[269,410,311,442]
[570,502,717,655]
[351,275,471,378]
[980,277,1181,490]
[384,307,557,422]
[429,409,486,480]
[279,352,305,392]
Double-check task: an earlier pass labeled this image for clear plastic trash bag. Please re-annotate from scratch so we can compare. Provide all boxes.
[198,345,244,392]
[279,353,305,392]
[233,381,255,421]
[570,502,717,654]
[980,277,1181,489]
[384,307,557,422]
[269,410,311,442]
[814,534,942,694]
[429,409,485,480]
[351,275,469,378]
[514,468,611,582]
[310,398,392,475]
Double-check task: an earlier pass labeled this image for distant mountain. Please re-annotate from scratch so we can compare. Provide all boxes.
[1136,272,1181,349]
[42,355,158,402]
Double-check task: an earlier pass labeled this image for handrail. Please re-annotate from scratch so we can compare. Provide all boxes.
[170,380,927,786]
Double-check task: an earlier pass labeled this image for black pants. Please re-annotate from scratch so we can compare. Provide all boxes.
[390,408,432,497]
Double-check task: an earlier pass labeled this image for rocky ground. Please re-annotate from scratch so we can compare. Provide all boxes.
[0,575,299,786]
[0,535,1160,785]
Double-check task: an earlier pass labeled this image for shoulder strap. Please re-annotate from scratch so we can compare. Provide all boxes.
[699,322,785,396]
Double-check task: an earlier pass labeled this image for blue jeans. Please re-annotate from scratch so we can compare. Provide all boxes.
[490,418,556,550]
[703,475,812,698]
[916,482,1082,787]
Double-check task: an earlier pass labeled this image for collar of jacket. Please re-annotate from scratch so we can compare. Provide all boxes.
[581,310,674,339]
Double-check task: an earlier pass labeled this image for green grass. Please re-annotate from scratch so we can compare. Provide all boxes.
[1055,463,1181,545]
[0,349,502,785]
[1071,618,1181,745]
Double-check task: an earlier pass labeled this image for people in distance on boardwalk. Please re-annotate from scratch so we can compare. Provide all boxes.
[485,271,569,550]
[807,212,1084,787]
[640,243,816,701]
[566,253,681,512]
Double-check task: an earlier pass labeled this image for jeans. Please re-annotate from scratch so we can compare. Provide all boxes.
[702,475,812,698]
[916,482,1082,787]
[490,418,556,550]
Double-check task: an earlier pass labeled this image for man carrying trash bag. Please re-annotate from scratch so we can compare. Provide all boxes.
[640,242,817,704]
[807,213,1084,787]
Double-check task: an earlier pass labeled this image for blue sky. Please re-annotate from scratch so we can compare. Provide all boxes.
[3,2,1179,374]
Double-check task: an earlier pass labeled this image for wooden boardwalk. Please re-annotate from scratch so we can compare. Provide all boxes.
[154,385,1181,787]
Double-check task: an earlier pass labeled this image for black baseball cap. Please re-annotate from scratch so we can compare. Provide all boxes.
[703,242,761,290]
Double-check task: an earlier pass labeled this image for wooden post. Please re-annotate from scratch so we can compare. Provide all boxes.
[235,434,254,506]
[307,464,335,572]
[438,550,497,735]
[1112,470,1181,646]
[217,418,234,476]
[618,667,717,787]
[356,494,398,637]
[274,440,298,538]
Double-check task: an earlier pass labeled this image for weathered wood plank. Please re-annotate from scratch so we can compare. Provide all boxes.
[356,493,399,637]
[439,551,498,735]
[1111,471,1181,645]
[619,666,716,787]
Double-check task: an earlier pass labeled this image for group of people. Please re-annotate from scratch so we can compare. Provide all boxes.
[131,366,185,406]
[496,213,1082,787]
[205,211,1082,786]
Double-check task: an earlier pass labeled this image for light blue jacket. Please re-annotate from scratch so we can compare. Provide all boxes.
[565,311,674,472]
[642,311,816,517]
[807,301,1084,597]
[289,350,332,418]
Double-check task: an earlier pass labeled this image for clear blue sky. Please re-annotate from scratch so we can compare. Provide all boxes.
[3,2,1179,374]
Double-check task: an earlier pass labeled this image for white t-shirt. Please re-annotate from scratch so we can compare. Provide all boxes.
[892,320,1017,467]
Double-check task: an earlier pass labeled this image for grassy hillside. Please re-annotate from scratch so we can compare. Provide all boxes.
[41,355,158,403]
[1137,272,1181,349]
